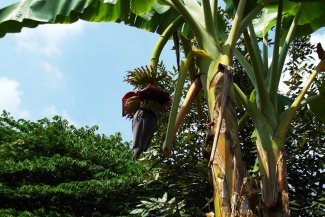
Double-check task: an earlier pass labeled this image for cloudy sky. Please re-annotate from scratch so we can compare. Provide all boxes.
[0,1,324,142]
[0,0,176,142]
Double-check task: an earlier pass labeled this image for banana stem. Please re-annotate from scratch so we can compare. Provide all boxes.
[150,16,184,68]
[275,69,322,143]
[172,76,202,139]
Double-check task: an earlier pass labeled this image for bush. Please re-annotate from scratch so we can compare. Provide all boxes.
[0,112,144,216]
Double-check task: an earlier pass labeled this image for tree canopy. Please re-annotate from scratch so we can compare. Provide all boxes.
[0,112,144,216]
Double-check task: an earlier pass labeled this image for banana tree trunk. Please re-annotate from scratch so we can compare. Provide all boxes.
[255,131,289,217]
[208,63,290,216]
[209,64,245,216]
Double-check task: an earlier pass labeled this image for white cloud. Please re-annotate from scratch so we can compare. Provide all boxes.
[41,61,63,87]
[41,106,78,126]
[0,77,30,119]
[15,21,84,56]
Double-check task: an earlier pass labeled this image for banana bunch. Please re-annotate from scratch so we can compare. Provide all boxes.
[124,65,167,89]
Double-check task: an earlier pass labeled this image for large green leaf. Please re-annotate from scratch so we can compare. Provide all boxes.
[0,0,179,38]
[285,1,325,37]
[253,1,325,39]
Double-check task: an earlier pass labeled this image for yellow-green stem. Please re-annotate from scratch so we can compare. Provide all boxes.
[150,16,184,68]
[275,69,322,143]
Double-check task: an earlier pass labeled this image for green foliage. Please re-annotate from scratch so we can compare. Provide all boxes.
[0,112,144,216]
[0,208,73,216]
[281,36,325,216]
[0,0,180,38]
[286,108,325,217]
[251,1,325,39]
[0,1,324,216]
[283,35,316,97]
[130,192,187,217]
[283,35,325,121]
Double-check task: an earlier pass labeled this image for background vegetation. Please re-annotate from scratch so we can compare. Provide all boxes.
[0,1,323,214]
[0,36,323,217]
[0,112,144,216]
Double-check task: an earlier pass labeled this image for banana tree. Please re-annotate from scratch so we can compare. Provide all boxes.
[0,0,324,216]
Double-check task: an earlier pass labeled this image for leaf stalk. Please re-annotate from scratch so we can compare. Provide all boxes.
[268,0,284,111]
[150,16,184,68]
[275,69,321,143]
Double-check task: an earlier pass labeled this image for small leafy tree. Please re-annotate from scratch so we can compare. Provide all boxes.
[0,0,324,216]
[0,112,143,216]
[282,35,325,217]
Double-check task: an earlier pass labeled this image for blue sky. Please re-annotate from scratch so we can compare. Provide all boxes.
[0,1,176,142]
[0,1,324,142]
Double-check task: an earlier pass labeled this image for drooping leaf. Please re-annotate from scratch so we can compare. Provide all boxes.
[252,1,325,39]
[0,0,180,38]
[257,1,325,39]
[285,1,325,38]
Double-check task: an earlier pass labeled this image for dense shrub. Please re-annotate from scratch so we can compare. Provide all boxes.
[0,112,143,216]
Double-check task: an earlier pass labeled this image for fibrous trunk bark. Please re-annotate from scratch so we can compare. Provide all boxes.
[209,65,245,216]
[256,134,290,217]
[209,65,290,217]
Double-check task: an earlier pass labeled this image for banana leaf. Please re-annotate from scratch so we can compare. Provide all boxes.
[0,0,179,38]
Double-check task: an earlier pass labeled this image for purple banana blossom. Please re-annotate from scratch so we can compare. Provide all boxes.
[132,109,157,159]
[122,84,171,159]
